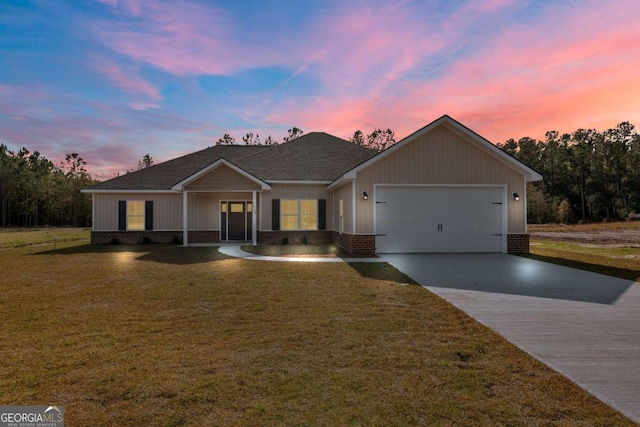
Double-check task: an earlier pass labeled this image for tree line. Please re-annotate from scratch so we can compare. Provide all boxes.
[0,145,96,227]
[496,122,640,223]
[8,120,635,228]
[215,127,398,151]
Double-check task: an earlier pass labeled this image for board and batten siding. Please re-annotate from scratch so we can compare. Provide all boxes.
[260,184,332,231]
[93,193,182,231]
[184,164,262,192]
[330,182,354,234]
[355,125,526,234]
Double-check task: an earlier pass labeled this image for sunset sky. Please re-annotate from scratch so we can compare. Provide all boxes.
[2,0,640,179]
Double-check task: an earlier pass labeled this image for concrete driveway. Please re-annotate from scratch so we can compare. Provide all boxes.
[381,253,640,423]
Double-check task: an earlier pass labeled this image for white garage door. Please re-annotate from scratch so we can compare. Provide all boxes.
[375,186,505,253]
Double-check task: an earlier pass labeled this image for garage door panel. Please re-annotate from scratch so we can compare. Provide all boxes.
[375,186,505,253]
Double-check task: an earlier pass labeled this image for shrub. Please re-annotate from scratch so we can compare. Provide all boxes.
[302,236,308,245]
[171,236,181,244]
[281,236,289,245]
[109,237,120,245]
[557,199,573,224]
[142,236,152,244]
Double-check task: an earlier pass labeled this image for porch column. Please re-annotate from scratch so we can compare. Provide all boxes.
[182,191,188,246]
[252,190,257,246]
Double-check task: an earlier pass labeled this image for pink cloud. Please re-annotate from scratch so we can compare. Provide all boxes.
[95,0,278,76]
[92,58,162,109]
[0,84,219,178]
[257,0,640,144]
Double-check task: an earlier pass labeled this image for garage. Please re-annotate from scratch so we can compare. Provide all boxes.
[375,186,506,253]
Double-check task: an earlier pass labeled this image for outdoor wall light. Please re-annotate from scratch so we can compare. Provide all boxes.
[512,192,520,201]
[362,191,369,200]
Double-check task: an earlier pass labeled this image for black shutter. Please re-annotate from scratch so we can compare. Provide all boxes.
[118,201,126,230]
[272,199,280,230]
[318,199,326,230]
[145,201,153,231]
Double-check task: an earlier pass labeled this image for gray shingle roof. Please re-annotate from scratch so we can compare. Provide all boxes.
[237,132,377,181]
[88,145,270,190]
[86,132,377,190]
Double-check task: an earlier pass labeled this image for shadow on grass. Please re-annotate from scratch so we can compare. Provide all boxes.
[33,243,233,265]
[347,262,419,285]
[519,253,640,283]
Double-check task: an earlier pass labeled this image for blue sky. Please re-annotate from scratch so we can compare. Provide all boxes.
[2,0,639,178]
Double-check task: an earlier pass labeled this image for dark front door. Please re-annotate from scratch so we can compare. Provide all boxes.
[228,202,246,240]
[221,201,253,241]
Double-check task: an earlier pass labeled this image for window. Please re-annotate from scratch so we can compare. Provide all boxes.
[127,200,145,230]
[339,199,344,234]
[119,200,152,231]
[230,202,244,213]
[300,200,317,230]
[281,199,299,230]
[281,199,317,230]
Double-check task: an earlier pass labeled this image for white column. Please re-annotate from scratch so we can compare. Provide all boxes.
[182,191,188,246]
[252,190,257,246]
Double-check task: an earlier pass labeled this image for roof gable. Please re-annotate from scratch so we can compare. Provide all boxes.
[173,159,270,191]
[329,115,542,189]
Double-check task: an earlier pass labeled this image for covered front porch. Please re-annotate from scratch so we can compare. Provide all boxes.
[181,191,259,246]
[171,158,271,247]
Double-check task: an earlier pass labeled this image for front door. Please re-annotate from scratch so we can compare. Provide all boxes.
[221,201,253,241]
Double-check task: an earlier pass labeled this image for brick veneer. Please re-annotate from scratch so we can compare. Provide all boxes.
[258,230,333,245]
[187,231,220,244]
[91,231,182,244]
[92,230,530,254]
[91,230,222,245]
[332,232,376,255]
[507,233,530,253]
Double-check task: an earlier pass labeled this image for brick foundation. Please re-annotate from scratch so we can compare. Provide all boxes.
[92,230,530,254]
[91,231,182,245]
[258,230,333,246]
[187,230,220,244]
[332,232,376,255]
[507,233,530,253]
[91,230,222,245]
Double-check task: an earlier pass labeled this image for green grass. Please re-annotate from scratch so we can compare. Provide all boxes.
[0,227,90,248]
[528,239,640,282]
[0,241,635,426]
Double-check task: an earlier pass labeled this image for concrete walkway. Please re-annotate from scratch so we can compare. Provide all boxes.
[217,245,383,263]
[381,253,640,423]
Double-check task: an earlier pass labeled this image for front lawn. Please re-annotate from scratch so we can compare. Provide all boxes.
[0,227,90,248]
[0,242,634,426]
